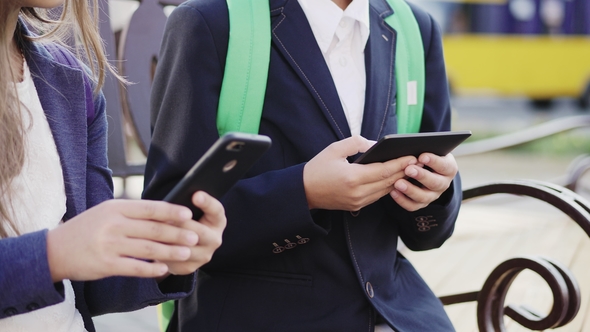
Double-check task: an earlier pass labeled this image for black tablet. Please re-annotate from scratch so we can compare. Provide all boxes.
[163,132,272,220]
[354,131,472,164]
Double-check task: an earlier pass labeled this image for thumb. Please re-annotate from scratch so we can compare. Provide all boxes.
[329,135,373,158]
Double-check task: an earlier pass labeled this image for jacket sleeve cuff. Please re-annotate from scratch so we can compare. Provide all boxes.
[0,229,65,318]
[157,273,196,298]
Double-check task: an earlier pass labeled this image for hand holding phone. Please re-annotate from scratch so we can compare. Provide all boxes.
[163,132,272,220]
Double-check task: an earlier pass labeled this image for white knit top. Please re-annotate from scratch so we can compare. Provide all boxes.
[0,58,86,332]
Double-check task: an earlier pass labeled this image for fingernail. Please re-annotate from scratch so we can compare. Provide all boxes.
[185,231,199,245]
[194,192,205,204]
[177,247,191,259]
[159,265,169,275]
[406,167,418,177]
[180,208,192,220]
[396,182,408,192]
[390,190,399,199]
[420,155,430,164]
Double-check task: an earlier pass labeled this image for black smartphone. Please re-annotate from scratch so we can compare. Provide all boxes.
[163,132,272,220]
[354,130,472,164]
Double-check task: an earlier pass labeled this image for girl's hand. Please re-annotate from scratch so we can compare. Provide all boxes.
[46,199,212,282]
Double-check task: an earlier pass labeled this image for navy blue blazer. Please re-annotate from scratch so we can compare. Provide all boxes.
[145,0,460,331]
[0,22,194,332]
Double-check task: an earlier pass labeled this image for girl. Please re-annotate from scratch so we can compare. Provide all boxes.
[0,0,226,331]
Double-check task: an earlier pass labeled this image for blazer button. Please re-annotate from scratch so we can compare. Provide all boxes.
[365,282,374,298]
[26,303,39,311]
[350,210,360,217]
[296,235,309,244]
[272,243,285,254]
[284,239,297,249]
[4,307,18,316]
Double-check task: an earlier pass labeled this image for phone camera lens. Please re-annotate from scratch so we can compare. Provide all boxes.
[226,141,245,151]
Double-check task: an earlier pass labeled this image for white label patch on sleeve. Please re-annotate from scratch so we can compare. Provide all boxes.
[407,81,417,106]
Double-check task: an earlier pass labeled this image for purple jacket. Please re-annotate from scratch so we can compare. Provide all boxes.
[0,22,195,332]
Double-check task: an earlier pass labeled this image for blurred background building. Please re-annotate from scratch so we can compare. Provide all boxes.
[408,0,590,110]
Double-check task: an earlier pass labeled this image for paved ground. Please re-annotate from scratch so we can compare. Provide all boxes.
[94,96,590,331]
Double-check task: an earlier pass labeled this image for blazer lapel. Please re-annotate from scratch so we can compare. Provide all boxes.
[361,0,397,140]
[270,0,352,139]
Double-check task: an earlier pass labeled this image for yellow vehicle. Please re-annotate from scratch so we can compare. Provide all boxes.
[411,0,590,108]
[443,35,590,107]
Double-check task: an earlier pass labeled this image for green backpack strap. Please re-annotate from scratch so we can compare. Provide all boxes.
[385,0,425,134]
[157,300,174,332]
[217,0,423,136]
[216,0,271,135]
[157,0,270,330]
[216,0,423,136]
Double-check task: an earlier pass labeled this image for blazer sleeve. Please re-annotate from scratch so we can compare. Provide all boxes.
[385,5,462,251]
[144,3,329,267]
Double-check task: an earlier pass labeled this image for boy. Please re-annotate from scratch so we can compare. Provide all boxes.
[144,0,460,330]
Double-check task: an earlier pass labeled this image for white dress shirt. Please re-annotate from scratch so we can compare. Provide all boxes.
[294,3,397,330]
[298,0,370,136]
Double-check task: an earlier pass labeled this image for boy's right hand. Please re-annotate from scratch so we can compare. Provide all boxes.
[160,191,226,276]
[303,136,417,211]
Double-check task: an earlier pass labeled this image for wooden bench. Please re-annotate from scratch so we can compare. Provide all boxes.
[98,0,590,330]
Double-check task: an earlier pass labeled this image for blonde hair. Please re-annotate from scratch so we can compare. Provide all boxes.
[0,0,117,237]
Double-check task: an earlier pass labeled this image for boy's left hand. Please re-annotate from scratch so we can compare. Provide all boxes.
[389,153,458,212]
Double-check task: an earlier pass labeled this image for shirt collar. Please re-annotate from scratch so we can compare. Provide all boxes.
[298,0,370,54]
